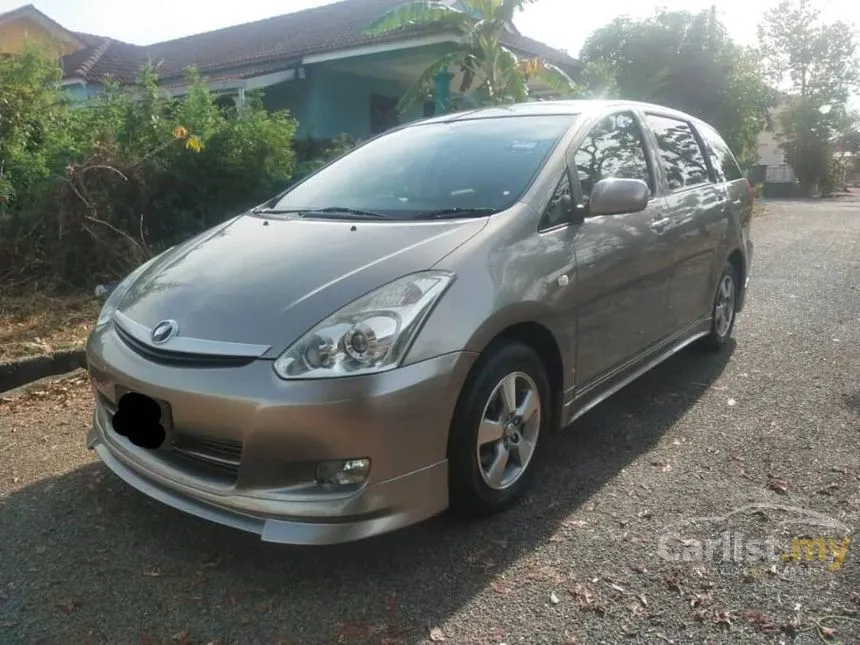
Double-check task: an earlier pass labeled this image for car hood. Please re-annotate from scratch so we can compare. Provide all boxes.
[116,214,487,356]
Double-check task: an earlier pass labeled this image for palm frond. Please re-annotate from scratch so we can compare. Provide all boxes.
[534,62,577,94]
[493,46,529,102]
[363,1,470,36]
[462,0,500,19]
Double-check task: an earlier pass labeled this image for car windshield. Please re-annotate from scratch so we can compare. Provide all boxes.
[269,114,577,220]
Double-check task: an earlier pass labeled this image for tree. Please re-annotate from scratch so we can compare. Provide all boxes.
[758,0,860,195]
[578,9,776,166]
[363,0,576,111]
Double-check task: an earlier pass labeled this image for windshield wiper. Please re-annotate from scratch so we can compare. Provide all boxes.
[251,207,303,215]
[413,207,498,220]
[251,207,387,220]
[304,207,388,220]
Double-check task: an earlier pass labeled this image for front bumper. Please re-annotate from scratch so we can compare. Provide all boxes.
[86,324,478,545]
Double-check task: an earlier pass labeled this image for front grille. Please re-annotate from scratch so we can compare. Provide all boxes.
[171,432,243,476]
[115,324,254,368]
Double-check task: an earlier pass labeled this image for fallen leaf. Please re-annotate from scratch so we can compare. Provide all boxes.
[550,592,560,605]
[429,626,446,642]
[816,483,839,495]
[491,578,515,596]
[386,592,398,615]
[172,631,190,645]
[820,625,838,639]
[767,476,789,494]
[338,620,371,640]
[201,554,222,569]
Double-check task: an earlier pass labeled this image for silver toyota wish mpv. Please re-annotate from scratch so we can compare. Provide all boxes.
[86,101,754,545]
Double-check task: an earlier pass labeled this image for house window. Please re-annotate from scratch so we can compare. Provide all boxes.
[423,101,436,118]
[370,94,399,135]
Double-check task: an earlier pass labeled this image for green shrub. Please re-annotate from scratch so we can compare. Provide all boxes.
[0,51,299,289]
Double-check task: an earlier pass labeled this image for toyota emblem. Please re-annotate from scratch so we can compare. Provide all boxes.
[151,320,179,344]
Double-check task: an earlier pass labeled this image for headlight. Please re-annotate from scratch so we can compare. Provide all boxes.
[273,271,454,379]
[94,254,163,328]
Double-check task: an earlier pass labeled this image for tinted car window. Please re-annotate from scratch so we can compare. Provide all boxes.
[697,122,744,182]
[272,115,577,219]
[574,112,653,202]
[645,114,711,191]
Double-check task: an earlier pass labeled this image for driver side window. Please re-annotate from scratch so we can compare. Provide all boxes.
[574,112,653,205]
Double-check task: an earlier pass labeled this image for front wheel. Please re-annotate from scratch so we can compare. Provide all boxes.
[447,341,551,517]
[697,262,739,352]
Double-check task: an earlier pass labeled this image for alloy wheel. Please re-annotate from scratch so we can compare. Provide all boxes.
[714,273,736,338]
[476,371,542,491]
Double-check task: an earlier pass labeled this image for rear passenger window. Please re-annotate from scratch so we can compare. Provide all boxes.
[697,123,744,183]
[574,111,653,203]
[645,114,711,191]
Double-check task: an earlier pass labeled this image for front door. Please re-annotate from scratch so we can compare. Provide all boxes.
[571,110,673,389]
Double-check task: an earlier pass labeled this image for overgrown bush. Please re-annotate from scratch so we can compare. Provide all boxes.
[0,48,299,290]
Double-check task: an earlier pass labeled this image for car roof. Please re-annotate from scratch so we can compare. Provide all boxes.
[413,100,714,132]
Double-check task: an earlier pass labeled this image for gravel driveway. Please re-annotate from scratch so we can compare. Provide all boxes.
[1,199,858,645]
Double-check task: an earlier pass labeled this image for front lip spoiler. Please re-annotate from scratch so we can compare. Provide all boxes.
[88,429,447,545]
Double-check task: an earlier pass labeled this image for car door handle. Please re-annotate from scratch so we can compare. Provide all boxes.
[649,216,671,233]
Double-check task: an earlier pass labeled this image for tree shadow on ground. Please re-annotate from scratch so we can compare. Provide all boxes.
[1,342,735,644]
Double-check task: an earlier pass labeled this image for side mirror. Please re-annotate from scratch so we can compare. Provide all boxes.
[587,178,650,217]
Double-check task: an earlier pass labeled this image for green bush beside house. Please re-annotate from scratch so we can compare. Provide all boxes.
[0,46,351,291]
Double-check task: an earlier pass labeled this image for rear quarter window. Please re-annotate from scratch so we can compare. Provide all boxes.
[696,123,744,183]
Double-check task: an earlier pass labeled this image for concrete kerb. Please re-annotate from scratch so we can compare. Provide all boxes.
[0,348,87,394]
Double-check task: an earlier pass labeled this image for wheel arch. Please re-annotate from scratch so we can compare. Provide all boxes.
[459,306,569,432]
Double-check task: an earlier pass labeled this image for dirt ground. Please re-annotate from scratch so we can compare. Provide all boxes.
[0,199,858,645]
[0,293,100,362]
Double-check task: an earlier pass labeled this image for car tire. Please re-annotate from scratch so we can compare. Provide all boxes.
[447,340,551,518]
[697,261,739,352]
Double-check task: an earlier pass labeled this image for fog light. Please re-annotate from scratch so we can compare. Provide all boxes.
[315,458,371,486]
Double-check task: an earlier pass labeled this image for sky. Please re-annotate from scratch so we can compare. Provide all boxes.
[2,0,856,52]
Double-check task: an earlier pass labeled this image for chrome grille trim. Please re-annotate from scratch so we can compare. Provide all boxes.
[113,311,271,358]
[114,324,255,368]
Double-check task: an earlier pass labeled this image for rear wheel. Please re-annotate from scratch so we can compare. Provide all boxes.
[447,341,551,517]
[697,262,739,351]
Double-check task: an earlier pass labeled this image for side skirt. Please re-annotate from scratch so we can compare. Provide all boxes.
[562,318,711,428]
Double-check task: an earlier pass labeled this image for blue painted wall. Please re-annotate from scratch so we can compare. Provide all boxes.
[264,62,428,141]
[63,82,106,103]
[262,78,313,136]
